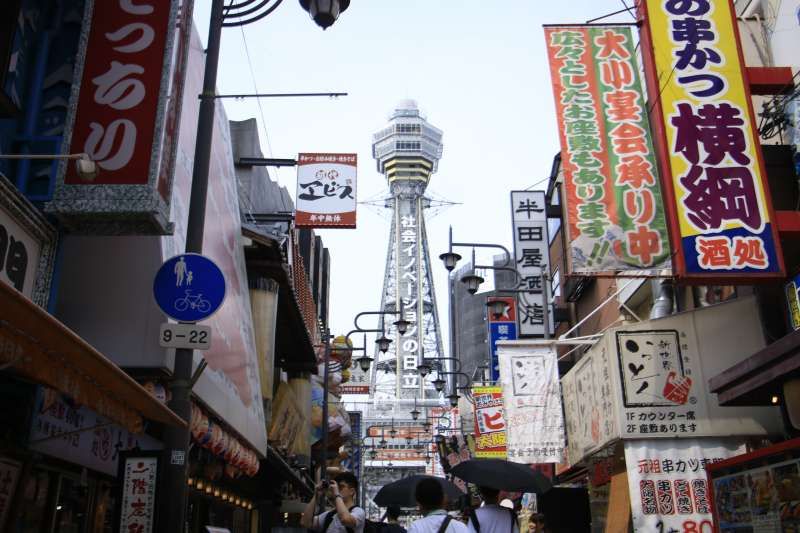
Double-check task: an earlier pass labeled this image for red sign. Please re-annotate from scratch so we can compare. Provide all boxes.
[487,296,515,323]
[66,0,173,185]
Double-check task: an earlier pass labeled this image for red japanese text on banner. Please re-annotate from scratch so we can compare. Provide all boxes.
[544,25,671,273]
[472,386,508,459]
[639,0,784,279]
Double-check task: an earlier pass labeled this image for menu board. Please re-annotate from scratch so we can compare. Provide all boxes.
[709,438,800,533]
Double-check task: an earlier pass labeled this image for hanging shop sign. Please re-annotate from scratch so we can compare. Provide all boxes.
[0,175,56,305]
[49,0,188,234]
[561,296,782,465]
[626,438,744,533]
[29,388,161,477]
[118,452,159,533]
[510,191,554,336]
[488,297,517,381]
[786,272,800,331]
[472,385,507,459]
[268,383,305,455]
[497,343,565,464]
[639,0,784,280]
[544,25,671,273]
[295,153,357,228]
[708,436,800,532]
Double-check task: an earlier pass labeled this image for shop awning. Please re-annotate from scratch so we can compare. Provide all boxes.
[709,328,800,405]
[242,224,317,373]
[0,281,186,433]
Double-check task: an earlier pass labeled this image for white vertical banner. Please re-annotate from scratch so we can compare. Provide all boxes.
[624,439,744,533]
[119,455,158,533]
[498,343,565,463]
[510,191,553,337]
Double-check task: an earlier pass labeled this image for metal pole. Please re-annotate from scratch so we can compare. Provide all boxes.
[160,0,224,531]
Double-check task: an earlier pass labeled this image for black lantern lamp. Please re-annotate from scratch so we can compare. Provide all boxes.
[356,355,373,372]
[432,377,446,392]
[439,251,461,272]
[375,333,392,354]
[461,272,484,295]
[447,393,460,408]
[298,0,350,29]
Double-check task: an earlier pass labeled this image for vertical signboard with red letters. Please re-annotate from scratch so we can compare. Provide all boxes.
[118,452,159,533]
[49,0,185,234]
[639,0,784,280]
[544,25,671,274]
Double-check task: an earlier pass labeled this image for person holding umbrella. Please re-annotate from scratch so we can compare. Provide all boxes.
[466,486,519,533]
[301,472,366,532]
[407,478,469,533]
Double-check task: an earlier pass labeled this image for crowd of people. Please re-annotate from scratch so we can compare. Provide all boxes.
[299,473,552,533]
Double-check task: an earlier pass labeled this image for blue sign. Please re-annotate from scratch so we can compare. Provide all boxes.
[153,253,226,322]
[489,322,517,382]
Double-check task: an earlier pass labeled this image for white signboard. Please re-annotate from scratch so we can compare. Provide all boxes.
[159,323,212,350]
[625,439,744,533]
[29,391,161,476]
[561,296,782,465]
[295,153,357,228]
[0,204,42,299]
[498,343,565,463]
[510,191,553,337]
[119,456,158,533]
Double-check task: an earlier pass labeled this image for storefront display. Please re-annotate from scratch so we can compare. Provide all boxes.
[708,437,800,533]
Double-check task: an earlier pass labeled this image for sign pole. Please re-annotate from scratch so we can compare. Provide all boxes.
[160,0,224,531]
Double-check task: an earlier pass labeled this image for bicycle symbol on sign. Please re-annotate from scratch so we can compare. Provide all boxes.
[174,290,211,313]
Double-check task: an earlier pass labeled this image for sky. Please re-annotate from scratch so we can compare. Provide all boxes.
[192,0,633,349]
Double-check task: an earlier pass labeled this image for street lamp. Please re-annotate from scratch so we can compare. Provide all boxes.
[447,393,460,408]
[432,377,446,392]
[461,271,484,295]
[299,0,350,29]
[161,1,350,529]
[416,360,432,377]
[410,397,421,421]
[375,333,392,354]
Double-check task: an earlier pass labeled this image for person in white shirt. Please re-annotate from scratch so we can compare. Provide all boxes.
[407,478,469,533]
[301,472,366,533]
[466,486,519,533]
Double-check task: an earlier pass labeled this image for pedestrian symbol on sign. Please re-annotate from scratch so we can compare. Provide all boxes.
[153,254,226,323]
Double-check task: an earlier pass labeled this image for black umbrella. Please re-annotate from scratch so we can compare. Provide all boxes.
[373,475,464,507]
[450,459,552,493]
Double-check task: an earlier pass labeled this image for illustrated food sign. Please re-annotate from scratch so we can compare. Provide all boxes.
[544,25,671,273]
[472,386,507,459]
[295,153,357,228]
[641,0,784,278]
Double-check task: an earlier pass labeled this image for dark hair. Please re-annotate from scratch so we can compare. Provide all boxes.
[478,486,500,501]
[415,478,444,511]
[334,472,359,494]
[387,505,402,520]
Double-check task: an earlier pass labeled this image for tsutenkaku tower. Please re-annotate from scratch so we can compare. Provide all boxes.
[370,100,445,418]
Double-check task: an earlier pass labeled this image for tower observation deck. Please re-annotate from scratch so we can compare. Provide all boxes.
[369,100,446,417]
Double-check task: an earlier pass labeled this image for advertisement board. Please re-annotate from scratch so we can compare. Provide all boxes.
[561,296,782,465]
[488,297,517,381]
[510,191,553,336]
[118,452,159,533]
[625,438,744,533]
[472,386,507,459]
[50,0,189,234]
[544,25,671,273]
[295,153,357,228]
[640,0,784,280]
[497,343,565,463]
[708,437,800,532]
[787,272,800,331]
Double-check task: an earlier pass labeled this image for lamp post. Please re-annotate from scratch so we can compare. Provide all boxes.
[160,1,349,531]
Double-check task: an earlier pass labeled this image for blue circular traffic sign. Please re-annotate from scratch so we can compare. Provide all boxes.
[153,253,226,322]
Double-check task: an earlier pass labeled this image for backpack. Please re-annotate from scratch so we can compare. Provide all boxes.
[364,519,383,533]
[468,507,517,533]
[438,516,453,533]
[322,505,363,533]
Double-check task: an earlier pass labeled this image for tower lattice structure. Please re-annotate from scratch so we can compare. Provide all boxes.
[368,100,446,420]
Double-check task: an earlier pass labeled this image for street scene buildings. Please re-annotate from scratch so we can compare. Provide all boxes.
[0,0,800,532]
